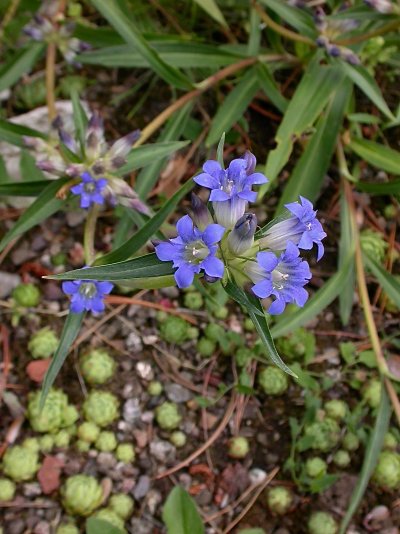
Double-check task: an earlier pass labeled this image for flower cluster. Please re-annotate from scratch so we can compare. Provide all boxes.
[155,152,326,315]
[314,8,360,65]
[62,279,114,314]
[25,113,148,214]
[23,3,89,64]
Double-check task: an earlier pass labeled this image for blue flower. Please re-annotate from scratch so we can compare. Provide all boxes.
[245,242,311,315]
[62,279,114,313]
[193,152,268,228]
[155,215,225,288]
[260,196,327,261]
[71,172,108,209]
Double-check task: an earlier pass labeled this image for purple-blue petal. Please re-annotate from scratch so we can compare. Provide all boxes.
[209,189,230,202]
[203,160,222,177]
[193,172,220,190]
[202,224,225,245]
[155,242,177,262]
[62,281,80,295]
[256,252,279,273]
[202,256,224,278]
[174,264,195,289]
[268,297,286,315]
[176,215,194,242]
[252,279,273,299]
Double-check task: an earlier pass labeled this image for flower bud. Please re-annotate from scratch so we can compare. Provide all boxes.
[190,193,212,230]
[242,151,256,175]
[227,213,257,255]
[107,130,140,166]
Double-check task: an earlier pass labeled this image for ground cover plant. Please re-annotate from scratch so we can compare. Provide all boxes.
[0,0,400,532]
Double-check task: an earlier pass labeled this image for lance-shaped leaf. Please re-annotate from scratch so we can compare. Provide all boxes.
[19,150,47,182]
[355,179,400,195]
[0,180,51,196]
[258,0,317,38]
[0,43,44,93]
[95,178,194,265]
[223,279,265,317]
[256,63,288,114]
[349,137,400,175]
[90,0,192,90]
[363,253,400,309]
[193,0,228,28]
[162,486,204,534]
[0,119,46,147]
[71,91,88,150]
[116,141,189,176]
[86,518,125,534]
[48,253,174,281]
[0,177,68,253]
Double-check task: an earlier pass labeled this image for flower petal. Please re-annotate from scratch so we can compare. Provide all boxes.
[202,256,224,278]
[256,252,279,273]
[174,264,195,288]
[209,189,230,202]
[202,224,225,245]
[62,281,79,295]
[203,160,222,177]
[268,297,286,315]
[176,215,194,242]
[193,172,220,190]
[252,279,273,299]
[155,242,177,262]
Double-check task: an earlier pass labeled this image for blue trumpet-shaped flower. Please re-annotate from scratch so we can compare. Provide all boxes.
[193,152,267,228]
[260,196,327,261]
[71,172,108,209]
[246,242,311,315]
[62,279,114,313]
[155,215,225,288]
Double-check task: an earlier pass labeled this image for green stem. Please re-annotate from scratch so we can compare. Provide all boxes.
[83,205,100,265]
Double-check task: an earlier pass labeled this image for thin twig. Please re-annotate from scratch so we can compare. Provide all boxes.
[83,205,100,265]
[45,43,57,121]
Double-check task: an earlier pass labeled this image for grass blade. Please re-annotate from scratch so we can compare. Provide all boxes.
[117,141,189,176]
[355,179,400,195]
[193,0,228,29]
[339,385,391,534]
[0,180,50,196]
[41,312,84,407]
[0,43,44,93]
[363,253,400,309]
[90,0,192,90]
[95,178,194,265]
[256,63,288,114]
[258,0,317,38]
[349,137,400,175]
[71,91,88,150]
[0,119,46,147]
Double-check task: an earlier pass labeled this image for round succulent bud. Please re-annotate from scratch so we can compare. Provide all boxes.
[187,326,199,340]
[304,418,340,452]
[54,429,71,449]
[76,440,91,453]
[61,474,103,516]
[372,451,400,490]
[95,431,117,452]
[196,337,216,358]
[80,349,116,385]
[116,443,135,464]
[83,391,119,428]
[51,252,67,267]
[383,431,398,450]
[155,401,182,430]
[184,292,203,310]
[244,318,255,331]
[275,328,316,361]
[147,381,163,396]
[28,327,59,359]
[213,306,228,319]
[66,424,77,437]
[324,400,348,421]
[156,310,168,322]
[258,366,289,396]
[342,432,360,452]
[384,204,396,219]
[22,437,40,453]
[267,486,293,515]
[78,422,100,443]
[308,511,338,534]
[204,323,225,342]
[0,478,16,502]
[27,388,72,433]
[170,431,187,448]
[305,457,327,478]
[55,524,79,534]
[235,347,252,367]
[109,493,134,519]
[39,434,55,453]
[360,229,387,265]
[160,316,189,345]
[63,405,79,427]
[363,379,382,409]
[12,283,40,307]
[228,436,250,459]
[3,446,40,481]
[91,508,126,532]
[333,449,351,468]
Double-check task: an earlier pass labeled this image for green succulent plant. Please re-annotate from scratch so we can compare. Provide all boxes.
[324,399,348,421]
[2,446,40,482]
[304,418,340,452]
[308,511,338,534]
[363,379,382,409]
[372,451,400,490]
[83,391,119,428]
[12,283,40,307]
[109,493,134,519]
[275,328,316,362]
[54,429,71,448]
[342,432,360,452]
[116,443,135,463]
[228,436,249,459]
[28,327,59,359]
[267,486,293,515]
[258,366,289,396]
[80,348,116,385]
[155,401,182,430]
[27,388,77,433]
[196,337,216,357]
[360,229,387,264]
[147,381,163,396]
[184,291,203,310]
[95,431,117,452]
[61,474,103,516]
[91,508,126,532]
[39,434,55,453]
[333,450,351,468]
[0,478,16,502]
[78,422,101,443]
[55,524,80,534]
[159,316,189,345]
[170,431,187,448]
[305,457,327,478]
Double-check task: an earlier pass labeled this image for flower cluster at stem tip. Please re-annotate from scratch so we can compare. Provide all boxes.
[155,151,326,315]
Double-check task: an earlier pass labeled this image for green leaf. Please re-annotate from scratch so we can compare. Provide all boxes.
[41,312,84,407]
[258,0,317,38]
[349,137,400,175]
[206,67,260,147]
[49,253,174,281]
[71,90,88,150]
[340,62,395,120]
[0,181,50,196]
[193,0,228,28]
[19,150,46,182]
[117,141,190,176]
[86,518,125,534]
[0,178,68,253]
[90,0,192,90]
[162,486,204,534]
[271,258,352,338]
[246,295,297,377]
[216,132,225,166]
[355,179,400,195]
[339,385,391,534]
[136,103,193,199]
[0,119,46,147]
[276,76,351,209]
[95,178,194,265]
[0,43,44,93]
[363,253,400,309]
[263,57,340,186]
[338,189,356,325]
[256,63,288,114]
[223,280,265,317]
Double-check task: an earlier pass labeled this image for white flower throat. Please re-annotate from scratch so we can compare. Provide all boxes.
[184,240,209,264]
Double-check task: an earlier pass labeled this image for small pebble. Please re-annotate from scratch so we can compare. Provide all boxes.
[248,468,267,485]
[132,475,151,500]
[126,332,143,352]
[123,398,141,423]
[0,272,21,298]
[149,440,176,463]
[136,361,154,380]
[165,383,192,403]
